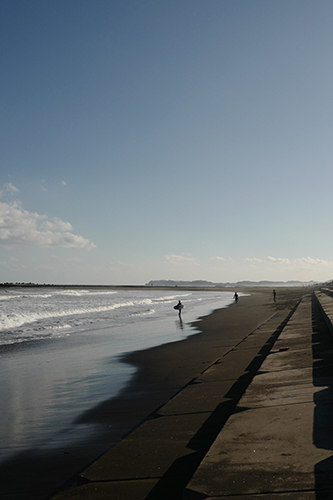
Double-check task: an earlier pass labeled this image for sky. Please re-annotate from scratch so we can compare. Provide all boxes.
[1,0,333,285]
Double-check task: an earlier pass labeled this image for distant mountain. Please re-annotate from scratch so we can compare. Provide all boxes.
[145,279,319,288]
[145,280,216,287]
[222,280,318,287]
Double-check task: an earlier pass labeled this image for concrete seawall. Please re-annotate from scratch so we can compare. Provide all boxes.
[185,292,333,499]
[313,290,333,339]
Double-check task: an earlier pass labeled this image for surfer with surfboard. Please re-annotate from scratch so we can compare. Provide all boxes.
[174,300,184,317]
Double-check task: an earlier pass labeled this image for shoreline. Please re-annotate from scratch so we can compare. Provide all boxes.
[0,287,315,500]
[0,289,234,500]
[53,290,290,495]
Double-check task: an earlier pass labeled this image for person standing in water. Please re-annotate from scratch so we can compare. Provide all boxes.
[174,300,184,317]
[233,292,239,302]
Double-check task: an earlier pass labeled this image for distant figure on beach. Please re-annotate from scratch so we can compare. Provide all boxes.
[233,292,239,302]
[273,289,276,302]
[174,300,184,316]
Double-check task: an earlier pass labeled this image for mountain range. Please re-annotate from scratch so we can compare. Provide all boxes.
[145,279,318,288]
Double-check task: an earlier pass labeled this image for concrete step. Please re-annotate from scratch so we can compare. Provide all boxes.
[184,295,333,499]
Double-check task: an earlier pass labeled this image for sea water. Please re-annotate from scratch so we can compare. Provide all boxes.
[0,287,235,463]
[0,287,234,347]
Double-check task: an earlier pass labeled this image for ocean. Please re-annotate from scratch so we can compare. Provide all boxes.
[0,287,235,466]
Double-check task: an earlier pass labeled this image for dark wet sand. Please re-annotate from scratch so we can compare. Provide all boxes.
[0,287,313,500]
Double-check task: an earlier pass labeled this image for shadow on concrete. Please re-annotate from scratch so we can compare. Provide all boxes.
[312,295,333,499]
[145,308,297,500]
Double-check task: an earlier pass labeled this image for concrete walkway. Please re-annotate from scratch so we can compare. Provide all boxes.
[185,294,333,499]
[52,292,333,499]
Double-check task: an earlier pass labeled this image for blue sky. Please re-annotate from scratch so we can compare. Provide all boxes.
[1,0,333,285]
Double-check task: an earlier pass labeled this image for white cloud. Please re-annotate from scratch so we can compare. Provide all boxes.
[62,180,68,186]
[297,256,332,266]
[243,255,333,278]
[164,253,198,265]
[117,260,136,268]
[41,217,73,232]
[211,256,228,261]
[0,183,20,197]
[265,256,333,269]
[0,201,96,250]
[267,256,291,265]
[5,183,20,194]
[245,257,263,263]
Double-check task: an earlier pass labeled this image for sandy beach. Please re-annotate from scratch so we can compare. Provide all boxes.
[0,286,313,500]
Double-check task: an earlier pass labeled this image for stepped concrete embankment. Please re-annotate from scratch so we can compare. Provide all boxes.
[185,292,333,499]
[51,288,332,500]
